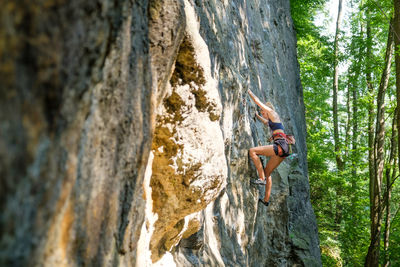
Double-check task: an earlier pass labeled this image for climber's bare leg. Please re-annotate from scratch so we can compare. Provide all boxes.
[249,145,276,180]
[263,155,284,202]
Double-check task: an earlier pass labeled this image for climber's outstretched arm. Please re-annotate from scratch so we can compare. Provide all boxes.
[247,89,274,114]
[256,113,268,124]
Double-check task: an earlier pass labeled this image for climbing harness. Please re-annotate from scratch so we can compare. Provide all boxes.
[268,132,296,157]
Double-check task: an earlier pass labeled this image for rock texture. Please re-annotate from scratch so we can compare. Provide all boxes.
[168,1,320,266]
[0,1,153,266]
[0,0,321,266]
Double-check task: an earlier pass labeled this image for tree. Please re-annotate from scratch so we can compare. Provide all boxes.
[394,0,400,176]
[383,109,398,267]
[365,21,394,267]
[291,0,400,264]
[333,0,345,171]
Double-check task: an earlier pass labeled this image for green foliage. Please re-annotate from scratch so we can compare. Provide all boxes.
[290,0,328,38]
[292,0,400,265]
[385,181,400,265]
[320,232,343,267]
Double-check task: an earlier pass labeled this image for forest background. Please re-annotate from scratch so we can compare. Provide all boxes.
[290,0,400,266]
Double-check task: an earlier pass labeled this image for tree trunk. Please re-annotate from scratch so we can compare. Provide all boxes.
[365,21,394,267]
[351,26,363,209]
[384,109,398,267]
[345,76,351,161]
[383,185,391,267]
[394,0,400,176]
[352,83,358,177]
[365,10,376,259]
[333,0,344,171]
[392,2,400,265]
[375,20,394,202]
[352,21,364,180]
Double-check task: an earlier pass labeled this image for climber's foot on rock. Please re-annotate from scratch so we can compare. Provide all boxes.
[251,178,266,185]
[258,198,269,206]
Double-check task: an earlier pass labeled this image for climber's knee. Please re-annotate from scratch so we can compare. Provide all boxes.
[249,147,256,158]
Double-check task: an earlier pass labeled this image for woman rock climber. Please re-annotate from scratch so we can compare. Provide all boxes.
[247,89,291,207]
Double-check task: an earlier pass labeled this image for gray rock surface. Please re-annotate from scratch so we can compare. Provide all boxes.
[0,1,153,266]
[0,0,321,266]
[169,1,320,266]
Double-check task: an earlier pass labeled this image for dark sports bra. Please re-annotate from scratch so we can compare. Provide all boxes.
[268,120,284,131]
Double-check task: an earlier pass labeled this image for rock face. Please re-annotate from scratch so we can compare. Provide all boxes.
[0,0,321,266]
[0,1,153,265]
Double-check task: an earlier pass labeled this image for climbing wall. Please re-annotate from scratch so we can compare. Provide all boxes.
[0,0,320,266]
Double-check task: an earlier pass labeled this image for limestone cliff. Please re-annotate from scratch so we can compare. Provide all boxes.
[0,0,321,266]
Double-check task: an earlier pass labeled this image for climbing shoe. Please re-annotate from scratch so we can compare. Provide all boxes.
[251,178,266,185]
[258,198,269,206]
